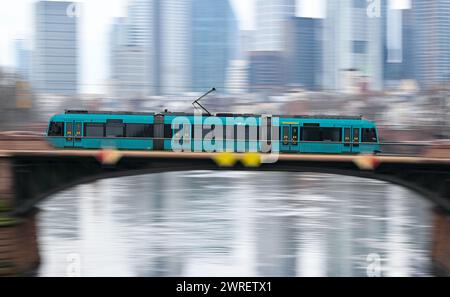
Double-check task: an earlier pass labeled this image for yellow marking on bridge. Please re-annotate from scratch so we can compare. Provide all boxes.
[213,152,237,167]
[353,155,381,170]
[241,153,261,167]
[96,149,123,165]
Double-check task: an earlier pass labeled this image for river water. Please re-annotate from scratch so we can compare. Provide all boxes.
[36,171,434,277]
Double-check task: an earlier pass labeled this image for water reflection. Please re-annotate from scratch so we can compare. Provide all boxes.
[37,171,433,277]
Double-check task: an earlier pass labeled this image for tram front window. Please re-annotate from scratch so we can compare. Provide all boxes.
[48,122,64,136]
[362,128,378,143]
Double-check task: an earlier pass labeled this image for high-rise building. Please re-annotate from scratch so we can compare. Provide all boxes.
[110,17,150,99]
[160,0,191,95]
[413,0,450,89]
[14,39,31,81]
[225,60,249,95]
[239,30,257,57]
[383,2,415,85]
[128,0,159,95]
[32,1,78,96]
[191,0,238,93]
[249,0,295,93]
[109,0,159,98]
[248,51,285,92]
[285,17,323,90]
[109,0,191,96]
[255,0,296,51]
[322,0,383,92]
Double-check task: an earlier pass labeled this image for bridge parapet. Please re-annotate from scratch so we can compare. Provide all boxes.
[425,143,450,159]
[0,159,13,211]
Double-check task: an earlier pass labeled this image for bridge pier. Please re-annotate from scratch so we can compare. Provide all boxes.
[432,209,450,276]
[0,160,40,276]
[0,159,14,210]
[0,211,40,276]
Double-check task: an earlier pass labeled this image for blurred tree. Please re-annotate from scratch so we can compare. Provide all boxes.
[0,68,36,131]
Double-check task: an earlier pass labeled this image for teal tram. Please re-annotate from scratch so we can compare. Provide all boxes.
[46,110,380,154]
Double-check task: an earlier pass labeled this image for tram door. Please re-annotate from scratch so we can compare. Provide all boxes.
[64,121,83,148]
[280,124,300,152]
[342,126,360,153]
[351,127,360,154]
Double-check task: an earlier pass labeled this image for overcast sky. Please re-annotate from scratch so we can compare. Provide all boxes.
[0,0,324,93]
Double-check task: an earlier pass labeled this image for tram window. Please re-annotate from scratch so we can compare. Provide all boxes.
[85,123,105,137]
[192,125,200,139]
[48,122,64,136]
[362,128,377,143]
[173,124,182,137]
[202,127,211,138]
[282,126,290,144]
[301,127,342,142]
[322,128,342,142]
[66,122,72,135]
[301,127,321,141]
[245,125,258,141]
[246,126,257,142]
[106,124,124,137]
[211,124,223,140]
[344,128,351,142]
[292,127,299,145]
[184,124,191,138]
[225,126,234,140]
[260,122,271,143]
[126,124,153,138]
[353,128,360,142]
[164,124,173,140]
[172,124,190,139]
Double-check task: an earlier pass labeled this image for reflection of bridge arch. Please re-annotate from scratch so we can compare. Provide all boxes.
[0,150,450,276]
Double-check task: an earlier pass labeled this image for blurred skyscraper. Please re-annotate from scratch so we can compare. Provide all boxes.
[110,0,191,97]
[14,39,31,81]
[323,0,383,92]
[191,0,238,93]
[110,16,150,99]
[285,17,323,90]
[110,0,158,98]
[383,1,415,86]
[413,0,450,89]
[109,0,156,99]
[32,1,78,96]
[249,51,285,92]
[249,0,295,92]
[224,30,254,95]
[160,0,191,95]
[255,0,296,51]
[225,60,249,95]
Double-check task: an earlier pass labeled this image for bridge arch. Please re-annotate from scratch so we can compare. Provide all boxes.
[5,152,450,215]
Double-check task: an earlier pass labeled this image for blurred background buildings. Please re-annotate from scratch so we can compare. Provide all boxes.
[0,0,449,139]
[32,1,78,96]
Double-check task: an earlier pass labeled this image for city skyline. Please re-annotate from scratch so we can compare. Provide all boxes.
[0,0,326,94]
[3,0,447,95]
